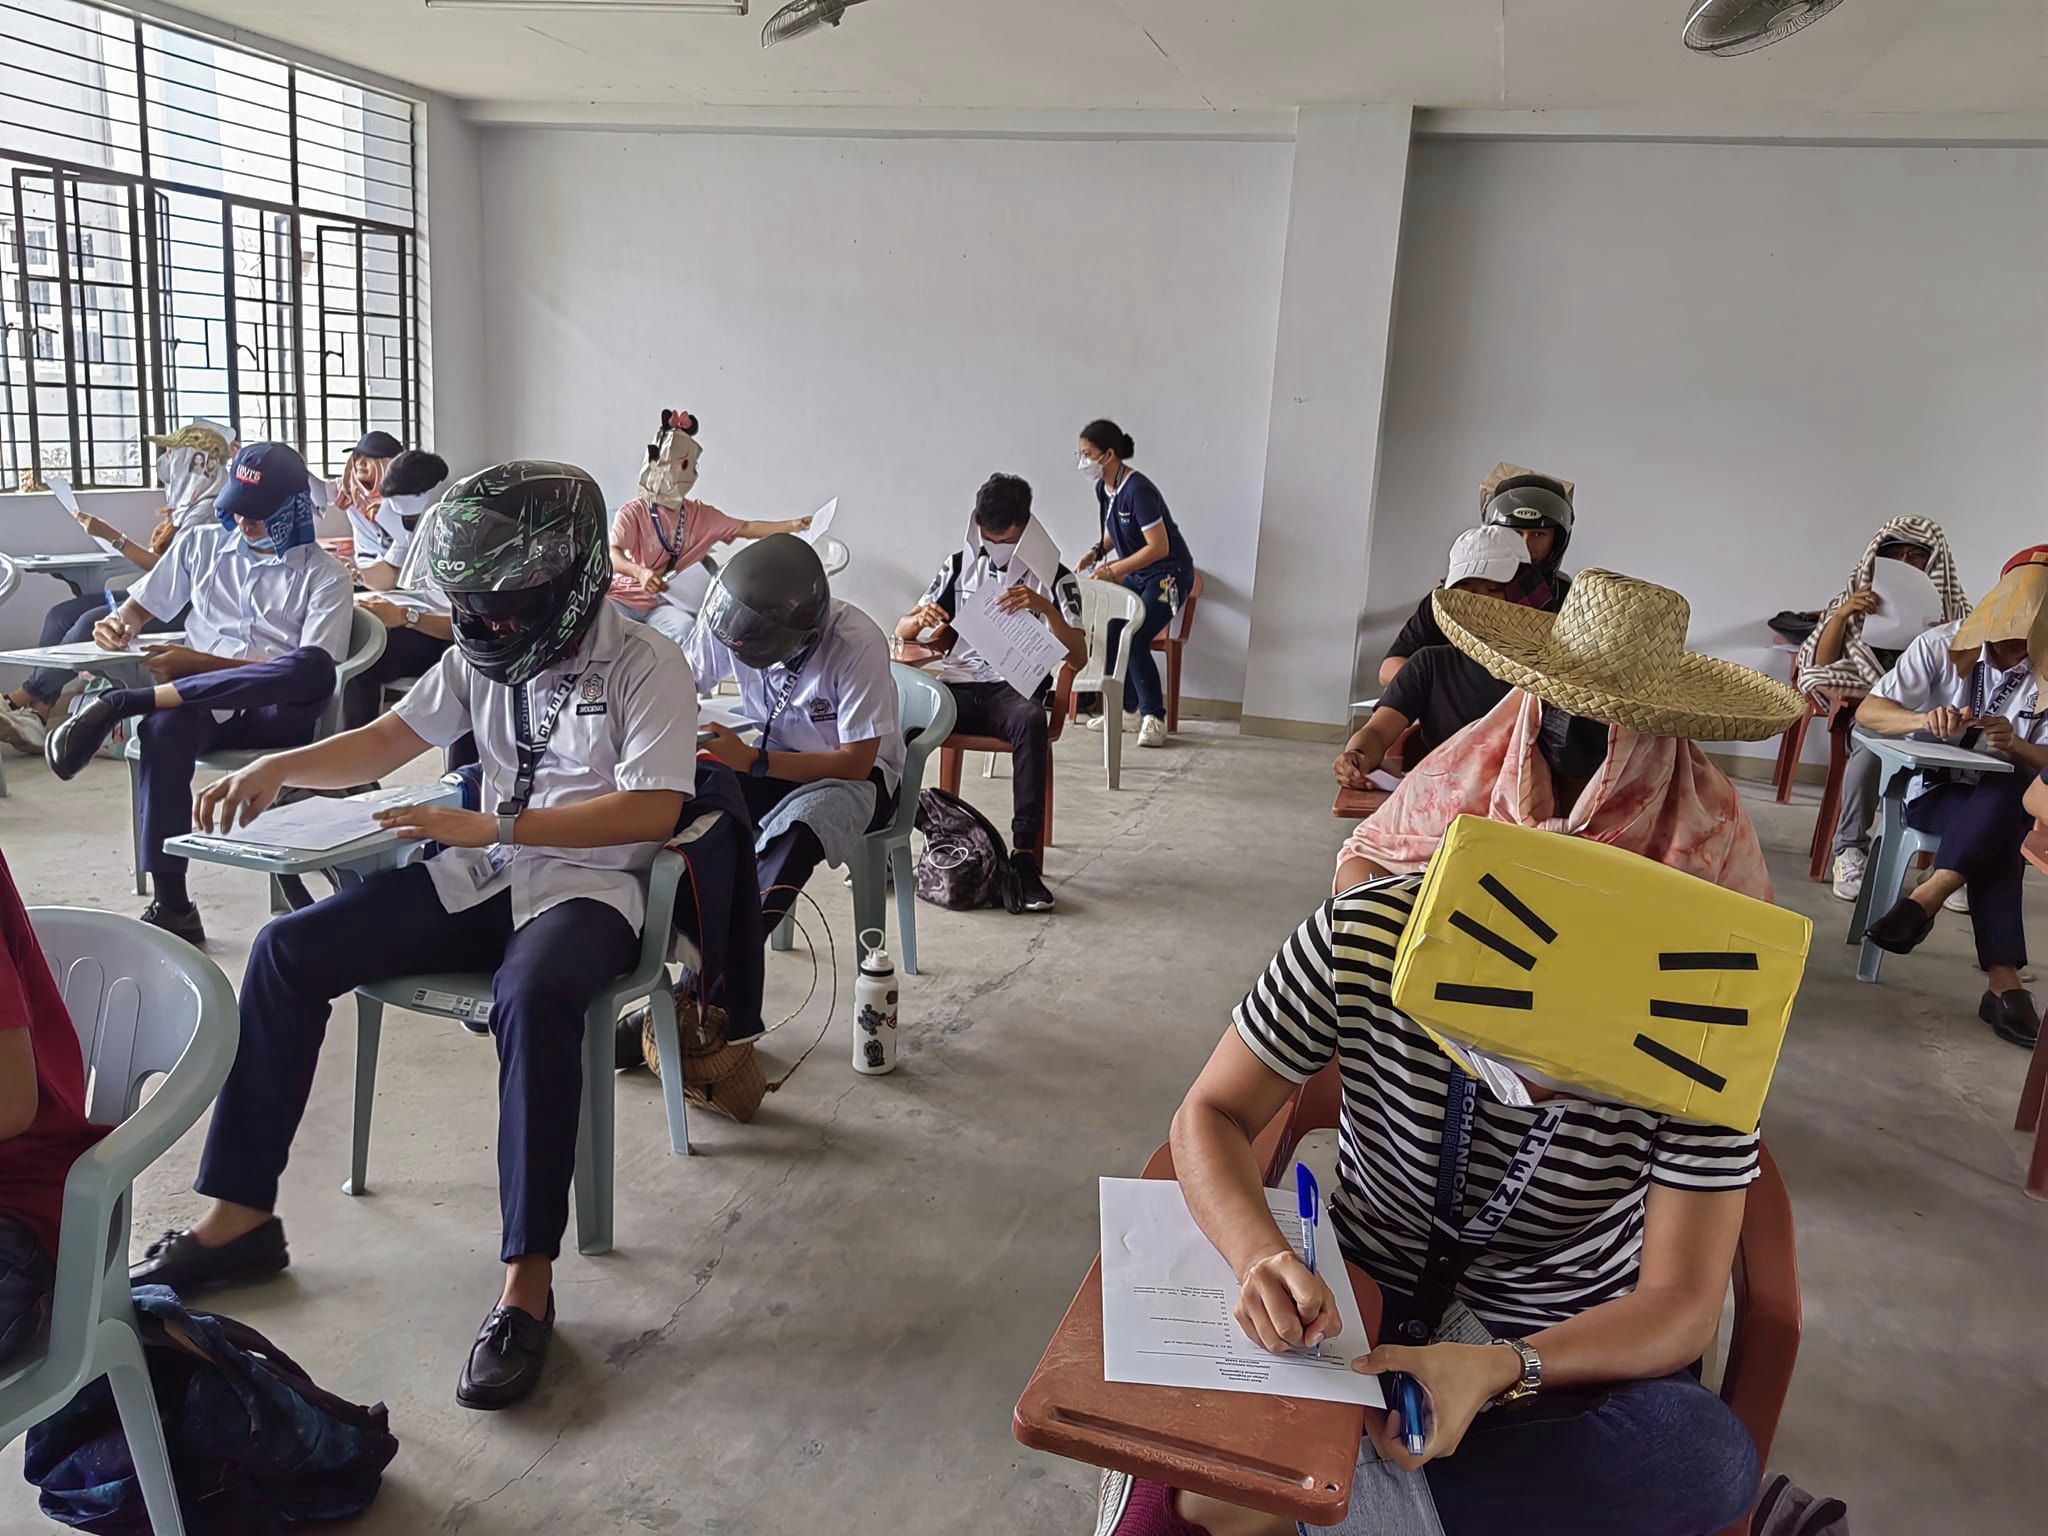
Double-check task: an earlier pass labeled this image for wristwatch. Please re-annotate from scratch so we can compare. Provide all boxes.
[1494,1338,1542,1406]
[495,809,519,847]
[749,747,771,780]
[403,605,421,629]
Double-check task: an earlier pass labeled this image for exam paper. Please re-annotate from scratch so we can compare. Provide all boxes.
[47,474,123,558]
[697,698,754,733]
[801,497,839,545]
[1099,1177,1383,1407]
[1894,738,2015,773]
[951,576,1069,695]
[2,634,187,667]
[1861,557,1944,651]
[219,784,450,851]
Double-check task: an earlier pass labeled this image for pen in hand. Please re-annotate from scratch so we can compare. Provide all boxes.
[1391,1370,1429,1458]
[1294,1163,1324,1358]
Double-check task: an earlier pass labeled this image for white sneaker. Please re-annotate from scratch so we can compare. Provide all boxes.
[1944,888,1970,914]
[0,701,48,756]
[1136,715,1167,749]
[1085,710,1137,733]
[1829,849,1865,902]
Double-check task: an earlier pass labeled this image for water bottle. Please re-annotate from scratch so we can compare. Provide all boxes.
[853,927,899,1076]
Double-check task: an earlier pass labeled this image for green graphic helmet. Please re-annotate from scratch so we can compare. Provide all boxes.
[423,460,611,686]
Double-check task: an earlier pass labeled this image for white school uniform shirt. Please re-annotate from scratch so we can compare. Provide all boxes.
[394,602,701,930]
[1868,619,2048,801]
[686,599,904,791]
[128,523,354,666]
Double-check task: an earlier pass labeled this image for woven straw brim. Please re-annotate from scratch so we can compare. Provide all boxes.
[1433,588,1805,743]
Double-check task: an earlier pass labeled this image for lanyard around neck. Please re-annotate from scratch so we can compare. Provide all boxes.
[500,671,582,817]
[1433,1072,1566,1248]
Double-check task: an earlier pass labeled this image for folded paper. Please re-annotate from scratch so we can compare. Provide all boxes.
[1389,816,1811,1132]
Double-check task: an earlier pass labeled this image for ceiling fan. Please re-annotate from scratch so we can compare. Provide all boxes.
[762,0,872,49]
[1682,0,1845,56]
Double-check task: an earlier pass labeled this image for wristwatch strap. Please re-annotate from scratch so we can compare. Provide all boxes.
[496,811,519,847]
[1494,1338,1542,1405]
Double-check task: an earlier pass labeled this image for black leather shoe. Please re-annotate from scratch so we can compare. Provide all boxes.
[139,900,206,948]
[1012,854,1056,913]
[1864,897,1938,955]
[44,694,126,781]
[130,1219,289,1293]
[615,1005,648,1070]
[1980,989,2041,1049]
[458,1292,555,1410]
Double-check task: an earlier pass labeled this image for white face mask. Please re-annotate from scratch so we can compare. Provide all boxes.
[383,491,433,522]
[1077,453,1104,483]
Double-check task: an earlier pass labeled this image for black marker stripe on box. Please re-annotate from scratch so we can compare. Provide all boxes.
[1632,1034,1728,1092]
[1449,910,1537,971]
[1478,874,1556,944]
[1658,952,1759,971]
[1434,983,1534,1010]
[1650,999,1749,1027]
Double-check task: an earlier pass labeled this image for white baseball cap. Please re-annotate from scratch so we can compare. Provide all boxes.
[1445,524,1528,589]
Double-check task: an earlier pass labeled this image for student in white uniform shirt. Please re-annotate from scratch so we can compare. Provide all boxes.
[326,429,403,550]
[689,534,903,931]
[43,442,353,946]
[343,449,457,731]
[1856,546,2048,1049]
[128,461,700,1411]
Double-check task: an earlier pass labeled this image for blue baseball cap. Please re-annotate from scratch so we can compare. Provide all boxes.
[216,441,310,523]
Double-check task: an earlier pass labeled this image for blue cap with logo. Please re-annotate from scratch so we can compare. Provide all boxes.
[216,441,317,556]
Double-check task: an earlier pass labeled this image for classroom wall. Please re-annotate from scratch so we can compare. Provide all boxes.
[474,128,1294,707]
[1366,137,2048,756]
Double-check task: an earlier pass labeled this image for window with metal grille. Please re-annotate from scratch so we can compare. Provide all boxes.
[0,0,420,493]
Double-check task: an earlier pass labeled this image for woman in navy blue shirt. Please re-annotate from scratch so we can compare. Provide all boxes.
[1078,419,1195,748]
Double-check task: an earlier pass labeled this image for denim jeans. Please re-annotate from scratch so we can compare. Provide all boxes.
[1308,1370,1760,1536]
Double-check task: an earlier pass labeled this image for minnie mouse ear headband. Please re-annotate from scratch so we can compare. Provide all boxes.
[646,408,700,459]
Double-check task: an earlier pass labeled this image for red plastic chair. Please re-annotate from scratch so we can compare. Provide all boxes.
[1772,672,1822,804]
[1149,571,1203,734]
[936,663,1074,849]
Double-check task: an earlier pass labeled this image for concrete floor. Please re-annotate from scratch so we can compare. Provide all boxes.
[1,725,2044,1535]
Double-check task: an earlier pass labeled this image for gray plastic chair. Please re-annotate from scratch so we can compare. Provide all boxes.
[125,605,389,894]
[0,552,19,798]
[770,663,957,975]
[344,848,690,1256]
[0,908,239,1536]
[1073,580,1144,790]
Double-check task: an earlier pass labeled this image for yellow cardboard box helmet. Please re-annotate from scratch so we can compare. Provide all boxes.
[1390,816,1812,1133]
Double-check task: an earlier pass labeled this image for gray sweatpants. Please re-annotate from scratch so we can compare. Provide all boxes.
[1831,747,1882,860]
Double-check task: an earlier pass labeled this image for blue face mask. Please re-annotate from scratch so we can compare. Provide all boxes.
[221,490,315,562]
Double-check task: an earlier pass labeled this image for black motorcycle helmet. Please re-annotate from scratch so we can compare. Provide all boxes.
[1484,473,1575,570]
[702,533,830,670]
[423,460,612,686]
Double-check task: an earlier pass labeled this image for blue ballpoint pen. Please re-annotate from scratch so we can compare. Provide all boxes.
[1393,1372,1429,1457]
[1294,1164,1323,1357]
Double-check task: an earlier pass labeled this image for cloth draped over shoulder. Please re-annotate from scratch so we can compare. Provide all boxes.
[1794,516,1970,698]
[1337,691,1773,902]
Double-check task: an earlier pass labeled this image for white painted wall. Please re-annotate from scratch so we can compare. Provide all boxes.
[1367,138,2048,756]
[475,128,1293,705]
[420,97,490,475]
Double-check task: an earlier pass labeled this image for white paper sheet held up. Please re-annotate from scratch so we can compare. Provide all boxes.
[46,474,125,558]
[1861,557,1944,651]
[951,577,1069,695]
[1099,1177,1383,1407]
[800,497,839,545]
[218,784,452,851]
[1008,514,1062,586]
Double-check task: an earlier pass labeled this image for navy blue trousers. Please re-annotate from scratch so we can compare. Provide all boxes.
[196,863,637,1262]
[1104,564,1188,718]
[20,590,176,704]
[670,760,768,1041]
[1907,772,2034,969]
[136,647,335,876]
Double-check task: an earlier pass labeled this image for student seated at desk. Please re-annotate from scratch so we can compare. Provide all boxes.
[1793,517,1969,901]
[690,534,902,936]
[608,409,812,647]
[0,421,233,756]
[42,443,354,947]
[343,449,456,731]
[1106,573,1802,1536]
[128,461,699,1410]
[1855,546,2048,1049]
[1334,528,1528,792]
[1,848,109,1370]
[898,473,1085,912]
[326,429,403,546]
[1379,464,1573,688]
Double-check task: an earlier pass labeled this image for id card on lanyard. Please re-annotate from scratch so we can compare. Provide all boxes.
[756,644,814,754]
[479,671,580,885]
[1389,1073,1564,1345]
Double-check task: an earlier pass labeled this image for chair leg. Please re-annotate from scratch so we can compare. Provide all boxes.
[891,840,919,975]
[1165,642,1183,734]
[1773,711,1813,804]
[2017,1025,2048,1135]
[103,1320,189,1536]
[771,912,794,952]
[1105,705,1122,791]
[937,747,963,796]
[128,756,146,896]
[648,986,691,1156]
[1042,751,1056,850]
[344,994,383,1195]
[1854,824,1914,984]
[574,1001,615,1256]
[850,839,888,956]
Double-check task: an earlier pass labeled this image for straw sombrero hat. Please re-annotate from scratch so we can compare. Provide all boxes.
[1432,569,1804,742]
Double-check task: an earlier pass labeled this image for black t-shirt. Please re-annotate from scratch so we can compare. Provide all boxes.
[1380,644,1511,762]
[1387,572,1571,660]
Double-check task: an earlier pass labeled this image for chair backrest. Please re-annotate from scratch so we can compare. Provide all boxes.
[1076,580,1146,692]
[886,663,959,840]
[1161,569,1203,644]
[0,551,20,608]
[816,535,851,577]
[318,606,389,736]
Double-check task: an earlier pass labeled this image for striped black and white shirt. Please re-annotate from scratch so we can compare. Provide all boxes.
[1233,876,1760,1333]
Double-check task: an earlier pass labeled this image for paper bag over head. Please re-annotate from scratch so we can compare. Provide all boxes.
[1950,557,2048,674]
[1389,816,1812,1133]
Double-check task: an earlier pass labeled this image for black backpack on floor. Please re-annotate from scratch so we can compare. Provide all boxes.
[913,788,1019,913]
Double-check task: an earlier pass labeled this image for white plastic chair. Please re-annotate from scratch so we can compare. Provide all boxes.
[815,535,850,577]
[1072,581,1145,790]
[1,908,239,1536]
[124,605,389,894]
[0,552,19,798]
[344,848,691,1256]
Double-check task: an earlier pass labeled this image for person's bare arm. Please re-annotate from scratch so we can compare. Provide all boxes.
[1171,1029,1343,1352]
[0,1030,38,1141]
[732,516,812,539]
[1856,692,1958,738]
[2026,774,2048,826]
[1097,522,1171,582]
[371,787,686,852]
[195,714,432,831]
[1334,705,1414,788]
[1378,655,1409,688]
[358,560,399,592]
[701,725,879,786]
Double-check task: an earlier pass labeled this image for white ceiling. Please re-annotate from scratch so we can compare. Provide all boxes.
[154,0,2048,119]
